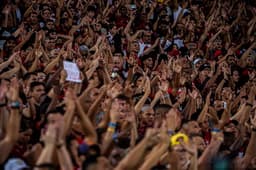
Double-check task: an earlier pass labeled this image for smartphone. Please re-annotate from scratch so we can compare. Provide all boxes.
[130,4,136,10]
[111,72,118,79]
[223,101,227,109]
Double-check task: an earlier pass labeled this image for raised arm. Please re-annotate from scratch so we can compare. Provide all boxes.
[76,97,98,143]
[0,80,21,163]
[134,77,151,114]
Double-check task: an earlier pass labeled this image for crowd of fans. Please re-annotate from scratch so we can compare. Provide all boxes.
[0,0,256,169]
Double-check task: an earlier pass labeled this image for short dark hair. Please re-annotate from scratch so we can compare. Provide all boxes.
[114,94,133,106]
[154,104,172,111]
[23,72,37,81]
[34,163,57,170]
[30,81,45,91]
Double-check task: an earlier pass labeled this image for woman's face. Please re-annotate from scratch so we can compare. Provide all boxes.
[221,87,233,100]
[135,76,144,88]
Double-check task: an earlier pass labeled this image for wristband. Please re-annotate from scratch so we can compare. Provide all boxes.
[164,94,170,98]
[107,127,115,133]
[56,143,64,149]
[211,128,221,135]
[9,101,20,109]
[245,102,253,107]
[217,137,224,142]
[108,122,117,128]
[127,63,134,68]
[112,132,119,141]
[167,130,175,136]
[0,102,6,107]
[211,128,221,132]
[170,133,189,146]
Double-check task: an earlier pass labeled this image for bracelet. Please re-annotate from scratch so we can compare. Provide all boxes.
[9,101,20,109]
[245,102,253,107]
[211,128,221,132]
[217,137,224,142]
[112,132,119,141]
[56,140,64,149]
[108,122,117,128]
[164,94,170,98]
[252,127,256,132]
[56,143,64,149]
[0,102,6,107]
[167,130,175,136]
[107,127,115,133]
[127,63,134,68]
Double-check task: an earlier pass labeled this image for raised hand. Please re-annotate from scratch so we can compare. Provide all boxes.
[6,77,20,101]
[64,88,76,110]
[2,5,11,15]
[42,124,57,145]
[166,108,179,131]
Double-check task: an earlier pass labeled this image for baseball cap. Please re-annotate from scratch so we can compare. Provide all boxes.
[198,63,211,71]
[193,58,202,65]
[4,158,29,170]
[79,45,89,53]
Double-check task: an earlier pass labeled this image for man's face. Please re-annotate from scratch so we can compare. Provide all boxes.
[86,157,111,170]
[90,88,100,101]
[155,107,169,120]
[111,98,129,121]
[88,11,95,18]
[199,67,210,77]
[44,39,56,50]
[143,57,153,68]
[30,13,38,24]
[143,32,151,43]
[46,21,55,30]
[118,100,130,120]
[31,85,45,102]
[5,40,16,51]
[94,23,102,32]
[76,58,85,70]
[224,123,239,137]
[141,107,155,125]
[192,136,206,153]
[27,75,37,87]
[42,9,51,20]
[246,57,254,66]
[131,41,139,52]
[112,56,123,71]
[227,56,236,65]
[214,40,222,50]
[173,145,191,170]
[47,113,63,125]
[187,121,202,136]
[232,70,240,82]
[37,72,47,82]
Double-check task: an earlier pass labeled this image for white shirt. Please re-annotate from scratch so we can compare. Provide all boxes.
[138,41,151,57]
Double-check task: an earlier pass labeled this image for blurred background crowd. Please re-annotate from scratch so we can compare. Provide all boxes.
[1,0,256,169]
